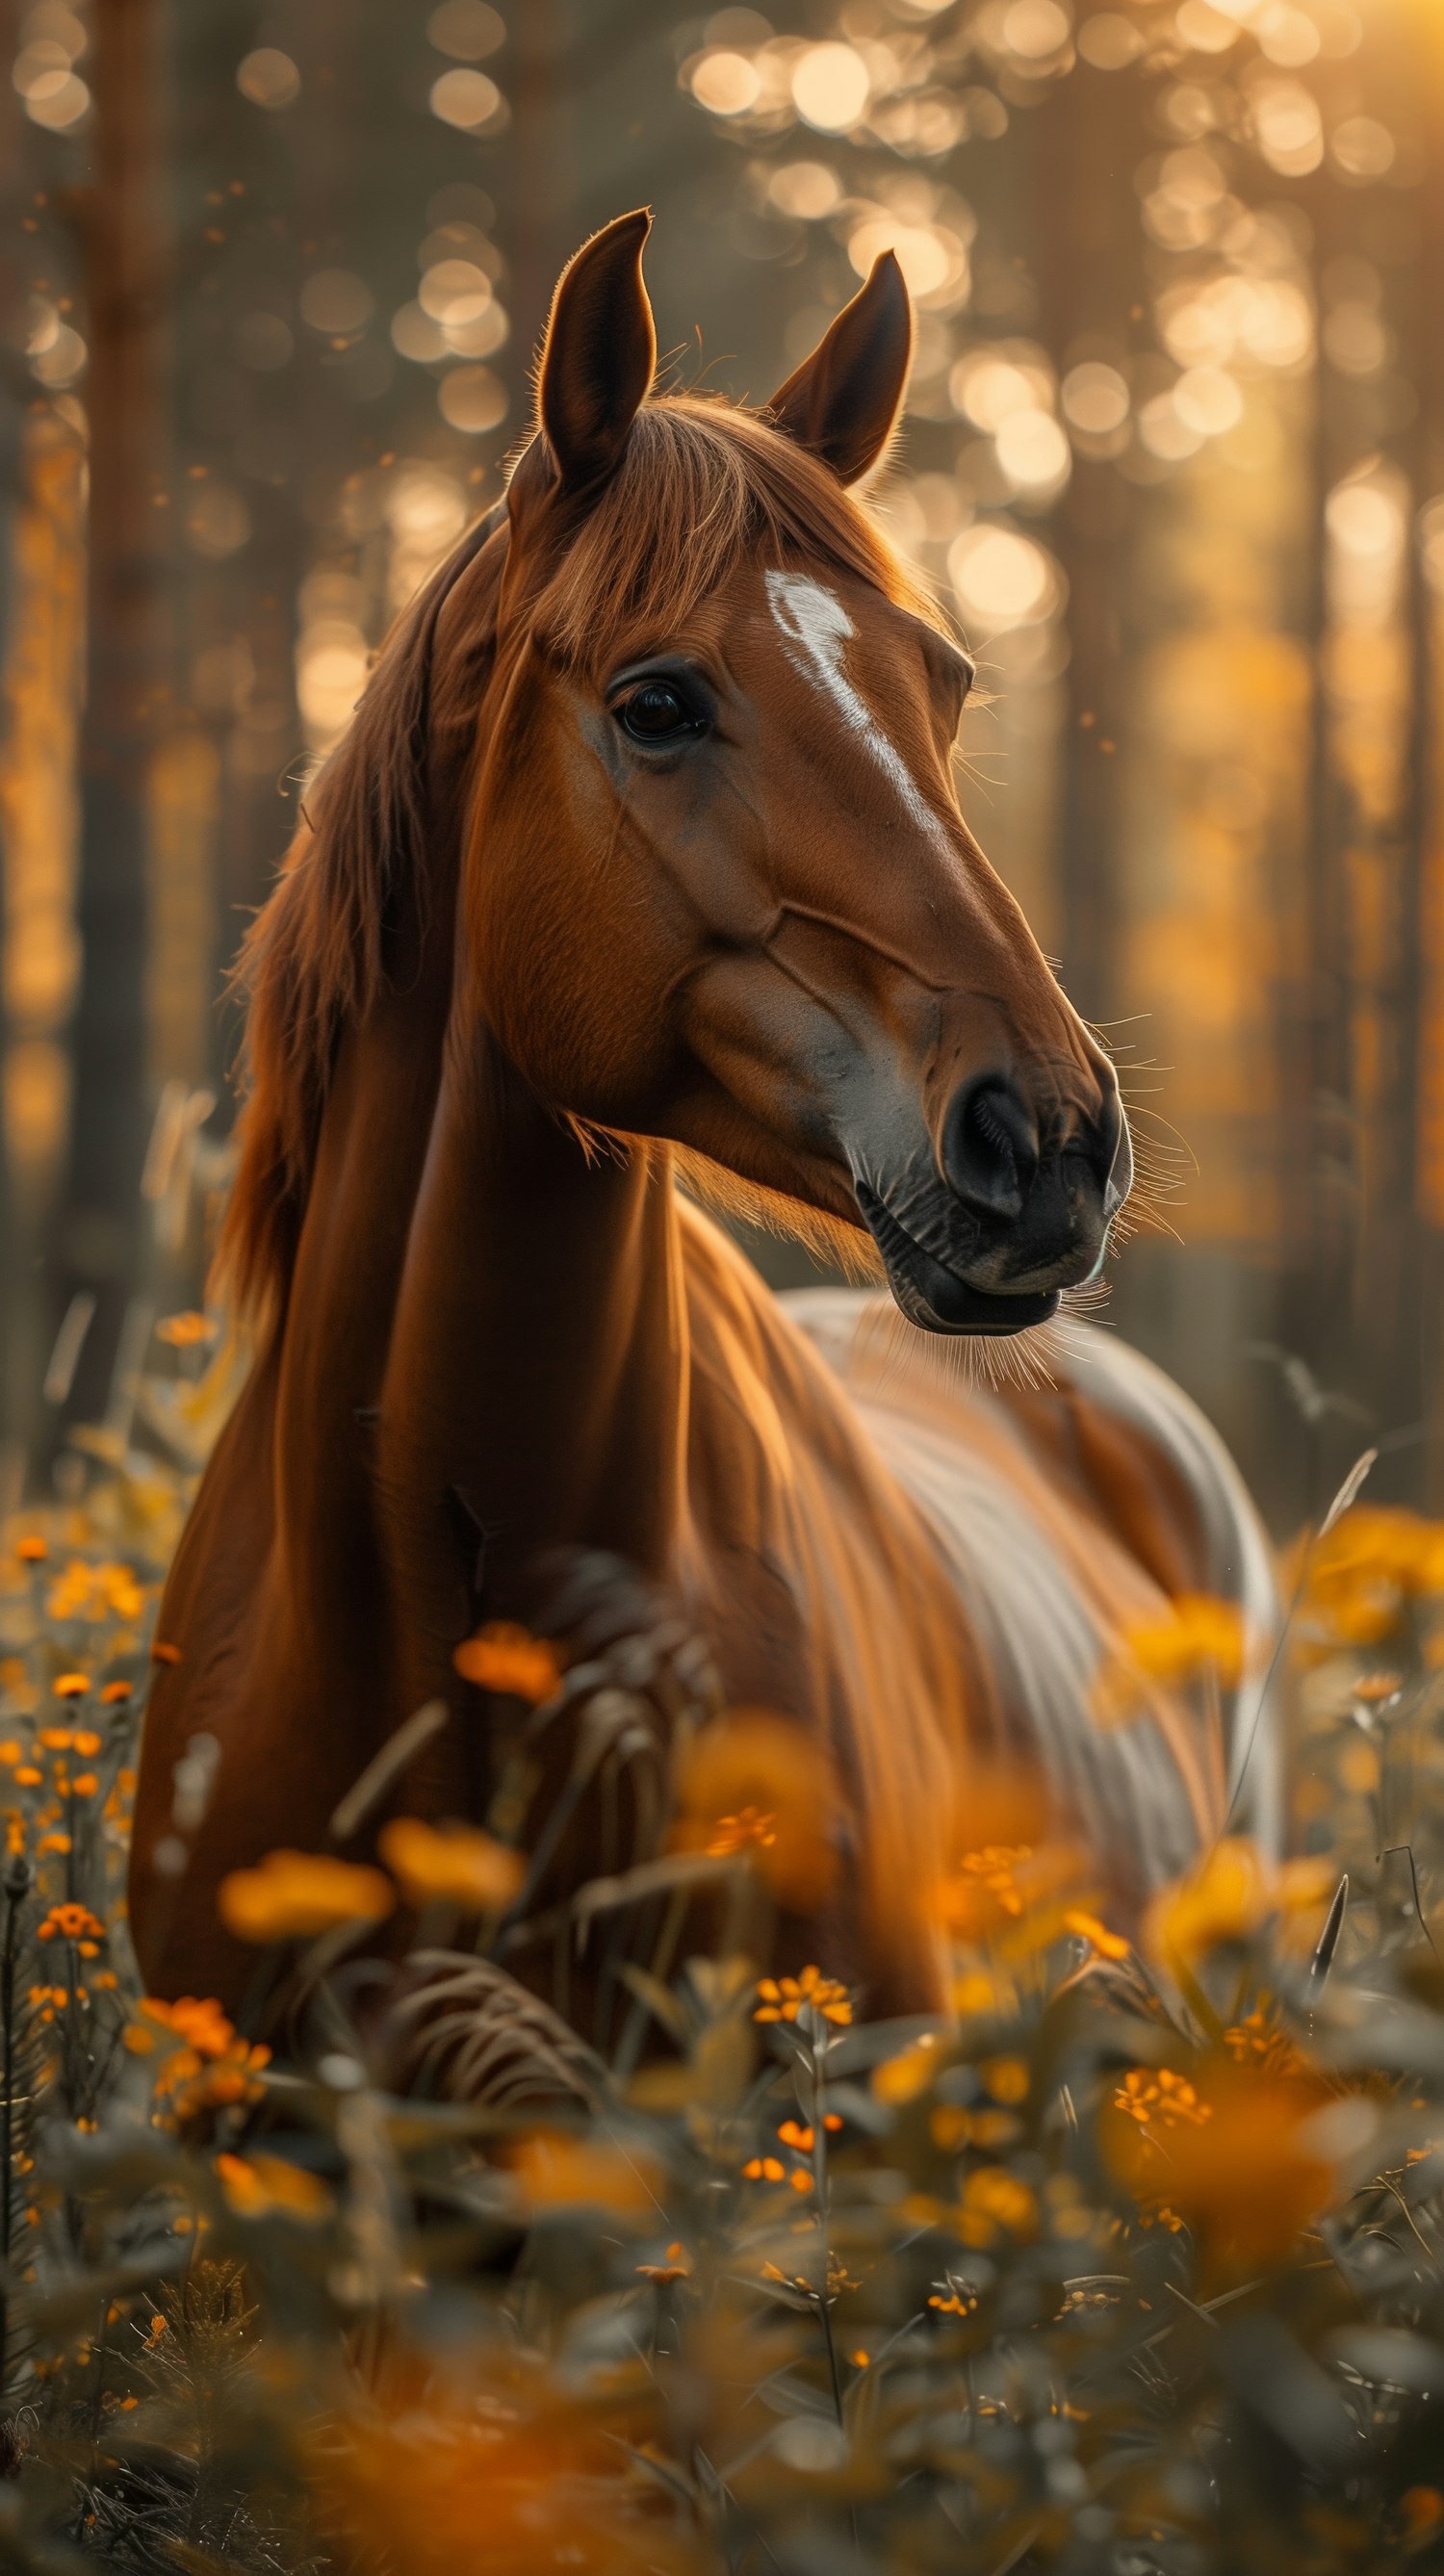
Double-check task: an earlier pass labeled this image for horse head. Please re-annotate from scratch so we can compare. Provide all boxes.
[461,208,1129,1338]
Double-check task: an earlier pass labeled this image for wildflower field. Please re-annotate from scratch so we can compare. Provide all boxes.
[2,1327,1444,2575]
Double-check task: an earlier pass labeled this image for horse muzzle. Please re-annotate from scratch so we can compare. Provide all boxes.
[852,1071,1130,1337]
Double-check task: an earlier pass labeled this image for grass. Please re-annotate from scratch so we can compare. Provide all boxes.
[0,1322,1443,2574]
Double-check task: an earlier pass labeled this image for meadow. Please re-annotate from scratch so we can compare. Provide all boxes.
[0,1317,1439,2575]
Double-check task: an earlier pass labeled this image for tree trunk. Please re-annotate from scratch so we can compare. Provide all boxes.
[57,0,172,1425]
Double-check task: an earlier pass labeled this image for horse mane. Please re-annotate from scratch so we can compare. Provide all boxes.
[217,395,940,1315]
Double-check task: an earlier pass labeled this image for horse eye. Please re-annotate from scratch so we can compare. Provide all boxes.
[616,681,701,744]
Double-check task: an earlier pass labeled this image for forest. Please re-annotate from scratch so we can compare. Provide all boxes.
[1,2,1444,2571]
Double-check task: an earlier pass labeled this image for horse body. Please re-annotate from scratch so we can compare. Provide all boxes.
[129,213,1276,2014]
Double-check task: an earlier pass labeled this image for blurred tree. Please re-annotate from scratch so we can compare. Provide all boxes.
[58,0,172,1423]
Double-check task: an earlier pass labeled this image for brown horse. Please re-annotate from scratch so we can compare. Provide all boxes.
[130,211,1275,2015]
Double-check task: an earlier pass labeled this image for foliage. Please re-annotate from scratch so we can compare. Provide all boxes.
[0,1361,1442,2573]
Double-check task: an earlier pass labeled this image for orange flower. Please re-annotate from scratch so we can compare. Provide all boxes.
[14,1536,47,1565]
[673,1711,839,1908]
[452,1621,561,1704]
[311,2362,691,2576]
[218,1849,395,1944]
[156,1311,218,1349]
[100,1681,133,1705]
[754,1964,852,2027]
[130,1995,271,2118]
[1103,2051,1358,2275]
[1403,2489,1444,2543]
[507,2131,661,2221]
[635,2240,690,2285]
[150,1640,182,1667]
[934,1839,1085,1951]
[51,1677,88,1702]
[216,2150,331,2221]
[37,1903,104,1945]
[1064,1908,1130,1961]
[137,1994,241,2059]
[377,1816,525,1914]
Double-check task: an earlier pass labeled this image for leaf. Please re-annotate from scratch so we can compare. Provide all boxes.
[616,1962,689,2044]
[328,1699,450,1843]
[567,1851,731,1930]
[1318,1447,1378,1539]
[1308,1874,1348,1989]
[755,2371,837,2419]
[810,2014,945,2079]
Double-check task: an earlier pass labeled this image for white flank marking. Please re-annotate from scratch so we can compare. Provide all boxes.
[764,569,954,857]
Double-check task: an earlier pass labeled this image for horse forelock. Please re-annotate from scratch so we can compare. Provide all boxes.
[215,398,941,1317]
[529,393,938,671]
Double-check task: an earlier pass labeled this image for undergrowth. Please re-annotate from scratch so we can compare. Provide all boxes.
[0,1311,1441,2575]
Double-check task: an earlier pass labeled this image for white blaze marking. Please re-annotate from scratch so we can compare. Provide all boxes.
[764,569,954,858]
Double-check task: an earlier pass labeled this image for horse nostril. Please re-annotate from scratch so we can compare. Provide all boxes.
[942,1077,1040,1222]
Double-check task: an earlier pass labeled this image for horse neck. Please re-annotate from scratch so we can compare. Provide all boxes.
[370,1012,691,1669]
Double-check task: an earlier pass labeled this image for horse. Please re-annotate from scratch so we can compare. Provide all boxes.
[129,210,1276,2019]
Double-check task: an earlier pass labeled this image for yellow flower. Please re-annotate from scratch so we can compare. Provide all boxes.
[958,2164,1038,2246]
[218,1849,395,1944]
[451,1621,561,1704]
[45,1561,144,1625]
[872,2035,941,2104]
[216,2150,331,2221]
[754,1965,852,2027]
[979,2054,1029,2105]
[1298,1507,1444,1649]
[1113,2065,1212,2130]
[1144,1836,1271,1975]
[376,1816,525,1914]
[1096,1593,1253,1722]
[672,1710,839,1908]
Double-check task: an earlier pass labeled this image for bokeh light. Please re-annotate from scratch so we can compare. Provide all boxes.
[235,47,300,109]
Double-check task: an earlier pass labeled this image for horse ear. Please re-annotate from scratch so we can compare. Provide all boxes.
[767,251,911,485]
[537,208,657,495]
